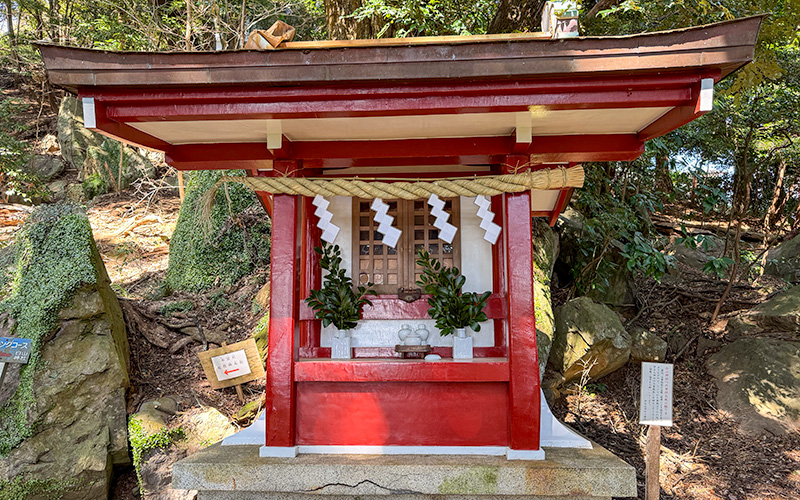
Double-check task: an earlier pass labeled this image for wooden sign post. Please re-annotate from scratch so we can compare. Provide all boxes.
[639,362,674,500]
[198,339,265,403]
[0,337,33,387]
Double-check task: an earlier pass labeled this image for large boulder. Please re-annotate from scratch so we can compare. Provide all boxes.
[556,209,635,307]
[532,218,559,379]
[57,95,155,195]
[630,328,668,362]
[727,285,800,337]
[550,297,632,382]
[0,204,129,499]
[707,338,800,436]
[667,233,725,271]
[28,154,65,182]
[764,234,800,283]
[137,407,233,500]
[166,171,271,292]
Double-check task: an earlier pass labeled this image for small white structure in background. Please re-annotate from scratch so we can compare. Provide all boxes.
[428,194,458,243]
[541,1,580,39]
[370,198,402,248]
[312,195,340,243]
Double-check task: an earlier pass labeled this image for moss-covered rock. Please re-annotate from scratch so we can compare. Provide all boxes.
[532,219,558,380]
[727,285,800,336]
[253,312,269,362]
[707,338,800,435]
[550,297,631,382]
[165,171,271,292]
[0,204,130,499]
[765,234,800,283]
[57,96,155,197]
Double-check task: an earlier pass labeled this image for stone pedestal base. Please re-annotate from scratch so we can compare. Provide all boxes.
[174,443,636,500]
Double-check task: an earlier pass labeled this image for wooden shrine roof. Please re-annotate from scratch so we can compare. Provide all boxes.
[36,16,763,94]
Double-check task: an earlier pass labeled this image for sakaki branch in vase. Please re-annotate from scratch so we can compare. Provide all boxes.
[415,249,491,359]
[305,242,376,359]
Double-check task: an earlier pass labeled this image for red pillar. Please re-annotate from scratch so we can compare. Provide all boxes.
[503,158,542,458]
[264,187,299,454]
[299,196,322,356]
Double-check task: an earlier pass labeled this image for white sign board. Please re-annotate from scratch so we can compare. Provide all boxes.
[211,349,252,382]
[639,362,673,427]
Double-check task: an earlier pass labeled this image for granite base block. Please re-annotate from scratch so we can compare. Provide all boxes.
[174,443,635,500]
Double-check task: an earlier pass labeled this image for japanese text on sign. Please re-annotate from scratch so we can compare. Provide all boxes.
[639,362,673,427]
[0,337,32,364]
[211,349,252,382]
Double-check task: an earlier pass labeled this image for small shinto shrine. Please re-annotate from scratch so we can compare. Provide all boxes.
[38,15,760,499]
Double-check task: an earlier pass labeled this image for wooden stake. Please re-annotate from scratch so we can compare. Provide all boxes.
[646,425,661,500]
[235,384,245,403]
[177,170,185,201]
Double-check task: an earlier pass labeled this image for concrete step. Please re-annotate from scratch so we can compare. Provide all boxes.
[173,443,636,500]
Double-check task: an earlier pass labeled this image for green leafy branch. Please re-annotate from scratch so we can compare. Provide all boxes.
[305,242,375,331]
[415,248,490,336]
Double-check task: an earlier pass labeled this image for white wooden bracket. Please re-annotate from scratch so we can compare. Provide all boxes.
[82,97,96,129]
[266,120,283,150]
[698,78,714,112]
[515,112,532,144]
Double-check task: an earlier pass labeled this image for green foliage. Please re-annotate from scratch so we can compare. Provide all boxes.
[305,242,375,331]
[676,226,715,252]
[0,476,84,500]
[621,231,674,282]
[351,0,496,37]
[564,164,672,295]
[0,204,98,456]
[128,417,185,492]
[0,99,45,204]
[166,170,271,292]
[159,300,195,317]
[703,256,735,278]
[415,248,490,336]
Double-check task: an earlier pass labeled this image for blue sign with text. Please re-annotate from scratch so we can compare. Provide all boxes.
[0,337,32,364]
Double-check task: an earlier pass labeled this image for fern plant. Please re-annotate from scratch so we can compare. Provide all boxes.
[305,242,375,331]
[415,248,490,336]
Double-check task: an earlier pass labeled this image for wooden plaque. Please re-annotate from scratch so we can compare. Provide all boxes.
[198,338,265,390]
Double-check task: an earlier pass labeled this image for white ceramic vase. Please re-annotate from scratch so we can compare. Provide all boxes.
[453,327,473,359]
[331,329,352,359]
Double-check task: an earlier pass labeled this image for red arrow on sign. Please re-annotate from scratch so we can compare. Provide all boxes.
[224,368,240,375]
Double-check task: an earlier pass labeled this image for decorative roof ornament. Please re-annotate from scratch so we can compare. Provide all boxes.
[541,1,580,39]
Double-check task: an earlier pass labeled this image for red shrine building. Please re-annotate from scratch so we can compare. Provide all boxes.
[39,16,760,463]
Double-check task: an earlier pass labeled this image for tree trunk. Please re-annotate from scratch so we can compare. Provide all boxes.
[758,158,788,275]
[185,0,193,50]
[238,0,246,48]
[654,155,673,196]
[324,0,382,40]
[4,0,14,44]
[487,0,546,33]
[585,0,622,19]
[766,159,787,230]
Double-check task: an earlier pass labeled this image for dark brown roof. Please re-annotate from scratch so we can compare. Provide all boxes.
[36,16,763,94]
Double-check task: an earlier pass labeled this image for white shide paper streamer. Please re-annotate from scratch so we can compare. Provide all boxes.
[474,195,501,244]
[370,198,402,248]
[427,194,458,243]
[312,195,340,243]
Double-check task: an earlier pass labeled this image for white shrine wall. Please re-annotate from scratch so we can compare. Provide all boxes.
[320,196,497,349]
